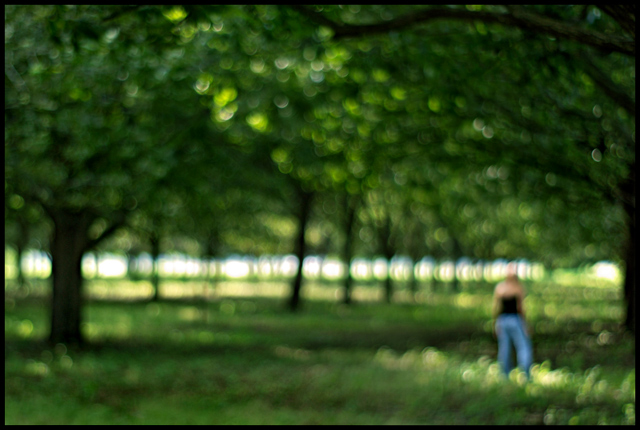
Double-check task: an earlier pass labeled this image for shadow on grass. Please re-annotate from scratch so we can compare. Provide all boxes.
[6,295,494,376]
[6,294,633,370]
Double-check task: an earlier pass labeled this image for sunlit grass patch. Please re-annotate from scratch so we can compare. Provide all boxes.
[367,345,635,425]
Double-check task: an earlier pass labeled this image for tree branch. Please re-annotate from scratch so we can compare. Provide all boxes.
[597,5,635,40]
[85,211,129,252]
[289,5,344,31]
[291,5,635,56]
[578,51,636,115]
[102,5,144,23]
[506,6,634,56]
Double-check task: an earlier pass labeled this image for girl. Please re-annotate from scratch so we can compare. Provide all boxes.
[492,265,533,379]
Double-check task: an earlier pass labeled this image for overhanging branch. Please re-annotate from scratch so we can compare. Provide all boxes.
[102,5,144,23]
[578,51,636,115]
[85,211,129,252]
[597,4,635,40]
[290,5,635,56]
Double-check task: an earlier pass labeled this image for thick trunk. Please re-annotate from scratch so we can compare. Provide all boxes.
[289,190,313,312]
[623,204,635,333]
[619,166,635,333]
[623,235,635,332]
[343,272,355,305]
[49,210,94,345]
[383,271,393,303]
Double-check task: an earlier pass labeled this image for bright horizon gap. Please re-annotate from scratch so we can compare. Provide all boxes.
[4,249,622,284]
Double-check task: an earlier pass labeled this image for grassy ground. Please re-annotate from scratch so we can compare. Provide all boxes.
[4,278,636,424]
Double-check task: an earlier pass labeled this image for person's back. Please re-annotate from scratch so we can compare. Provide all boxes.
[492,267,532,379]
[500,296,518,314]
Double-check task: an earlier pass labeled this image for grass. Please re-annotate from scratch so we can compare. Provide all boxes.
[4,278,636,424]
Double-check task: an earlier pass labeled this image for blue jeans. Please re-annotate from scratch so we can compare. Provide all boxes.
[496,314,532,379]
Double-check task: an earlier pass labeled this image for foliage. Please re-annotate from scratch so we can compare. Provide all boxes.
[4,5,635,337]
[5,5,634,261]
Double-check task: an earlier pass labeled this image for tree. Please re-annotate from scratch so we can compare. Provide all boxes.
[5,5,233,343]
[283,5,635,330]
[6,5,635,340]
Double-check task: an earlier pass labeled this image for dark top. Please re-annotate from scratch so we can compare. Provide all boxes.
[501,296,519,315]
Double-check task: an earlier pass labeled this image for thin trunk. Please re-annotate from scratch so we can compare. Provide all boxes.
[200,231,218,323]
[377,217,394,304]
[49,210,94,345]
[289,189,313,312]
[15,244,25,288]
[408,269,418,302]
[342,194,358,305]
[127,248,141,281]
[450,236,464,293]
[406,222,424,303]
[150,232,160,302]
[15,218,29,289]
[207,228,222,297]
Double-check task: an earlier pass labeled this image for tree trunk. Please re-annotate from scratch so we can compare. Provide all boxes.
[622,198,635,333]
[342,194,358,305]
[203,229,220,298]
[127,248,141,281]
[381,216,395,303]
[377,217,394,304]
[406,222,425,303]
[623,228,635,333]
[289,189,313,312]
[150,232,161,302]
[49,209,94,345]
[15,217,29,289]
[450,236,464,293]
[617,163,635,333]
[15,244,25,288]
